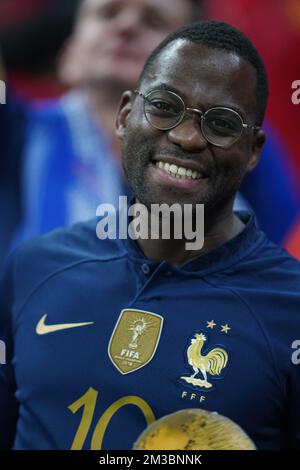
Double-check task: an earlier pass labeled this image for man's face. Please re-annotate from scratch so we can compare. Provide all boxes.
[117,41,265,211]
[61,0,193,88]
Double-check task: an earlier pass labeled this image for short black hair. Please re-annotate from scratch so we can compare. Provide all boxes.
[138,20,269,125]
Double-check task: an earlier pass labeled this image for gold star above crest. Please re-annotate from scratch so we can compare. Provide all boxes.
[221,324,231,334]
[206,320,216,329]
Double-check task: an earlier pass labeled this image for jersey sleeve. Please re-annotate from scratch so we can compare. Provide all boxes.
[0,255,19,449]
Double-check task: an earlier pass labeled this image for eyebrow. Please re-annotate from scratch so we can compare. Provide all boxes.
[146,82,248,121]
[147,83,182,95]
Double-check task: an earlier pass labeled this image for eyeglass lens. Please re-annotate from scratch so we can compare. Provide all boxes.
[143,90,244,147]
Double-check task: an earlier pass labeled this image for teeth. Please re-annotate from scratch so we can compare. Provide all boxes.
[155,161,203,180]
[169,164,178,175]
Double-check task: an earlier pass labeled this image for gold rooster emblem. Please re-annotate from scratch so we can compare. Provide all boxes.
[181,333,228,389]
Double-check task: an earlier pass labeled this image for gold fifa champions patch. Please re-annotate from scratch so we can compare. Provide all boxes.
[108,309,164,374]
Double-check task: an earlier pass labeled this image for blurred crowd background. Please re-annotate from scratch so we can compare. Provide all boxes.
[0,0,299,263]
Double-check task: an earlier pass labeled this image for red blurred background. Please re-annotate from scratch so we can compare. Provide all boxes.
[208,0,300,181]
[207,0,300,257]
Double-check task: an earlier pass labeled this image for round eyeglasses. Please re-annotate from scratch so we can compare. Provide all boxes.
[135,89,260,149]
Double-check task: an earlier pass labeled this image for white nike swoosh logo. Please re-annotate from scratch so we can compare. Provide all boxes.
[36,314,95,335]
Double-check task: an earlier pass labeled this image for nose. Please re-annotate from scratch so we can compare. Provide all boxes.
[167,115,208,152]
[113,7,142,36]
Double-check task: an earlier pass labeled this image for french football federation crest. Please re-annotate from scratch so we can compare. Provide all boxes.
[181,333,228,389]
[108,309,164,374]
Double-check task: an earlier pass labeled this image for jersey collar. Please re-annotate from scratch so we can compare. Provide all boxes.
[121,206,266,276]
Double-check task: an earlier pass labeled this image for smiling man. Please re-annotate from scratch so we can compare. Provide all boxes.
[117,32,266,265]
[0,21,300,450]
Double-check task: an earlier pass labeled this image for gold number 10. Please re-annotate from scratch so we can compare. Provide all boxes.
[68,387,156,450]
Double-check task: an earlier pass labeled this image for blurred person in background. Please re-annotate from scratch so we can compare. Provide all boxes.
[14,0,201,241]
[0,0,81,263]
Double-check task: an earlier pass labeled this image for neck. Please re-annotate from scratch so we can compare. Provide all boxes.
[136,200,245,267]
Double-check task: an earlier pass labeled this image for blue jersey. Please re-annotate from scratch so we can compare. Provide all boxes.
[0,212,300,450]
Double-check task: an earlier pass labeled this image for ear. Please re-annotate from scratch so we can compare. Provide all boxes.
[246,129,266,172]
[115,91,134,140]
